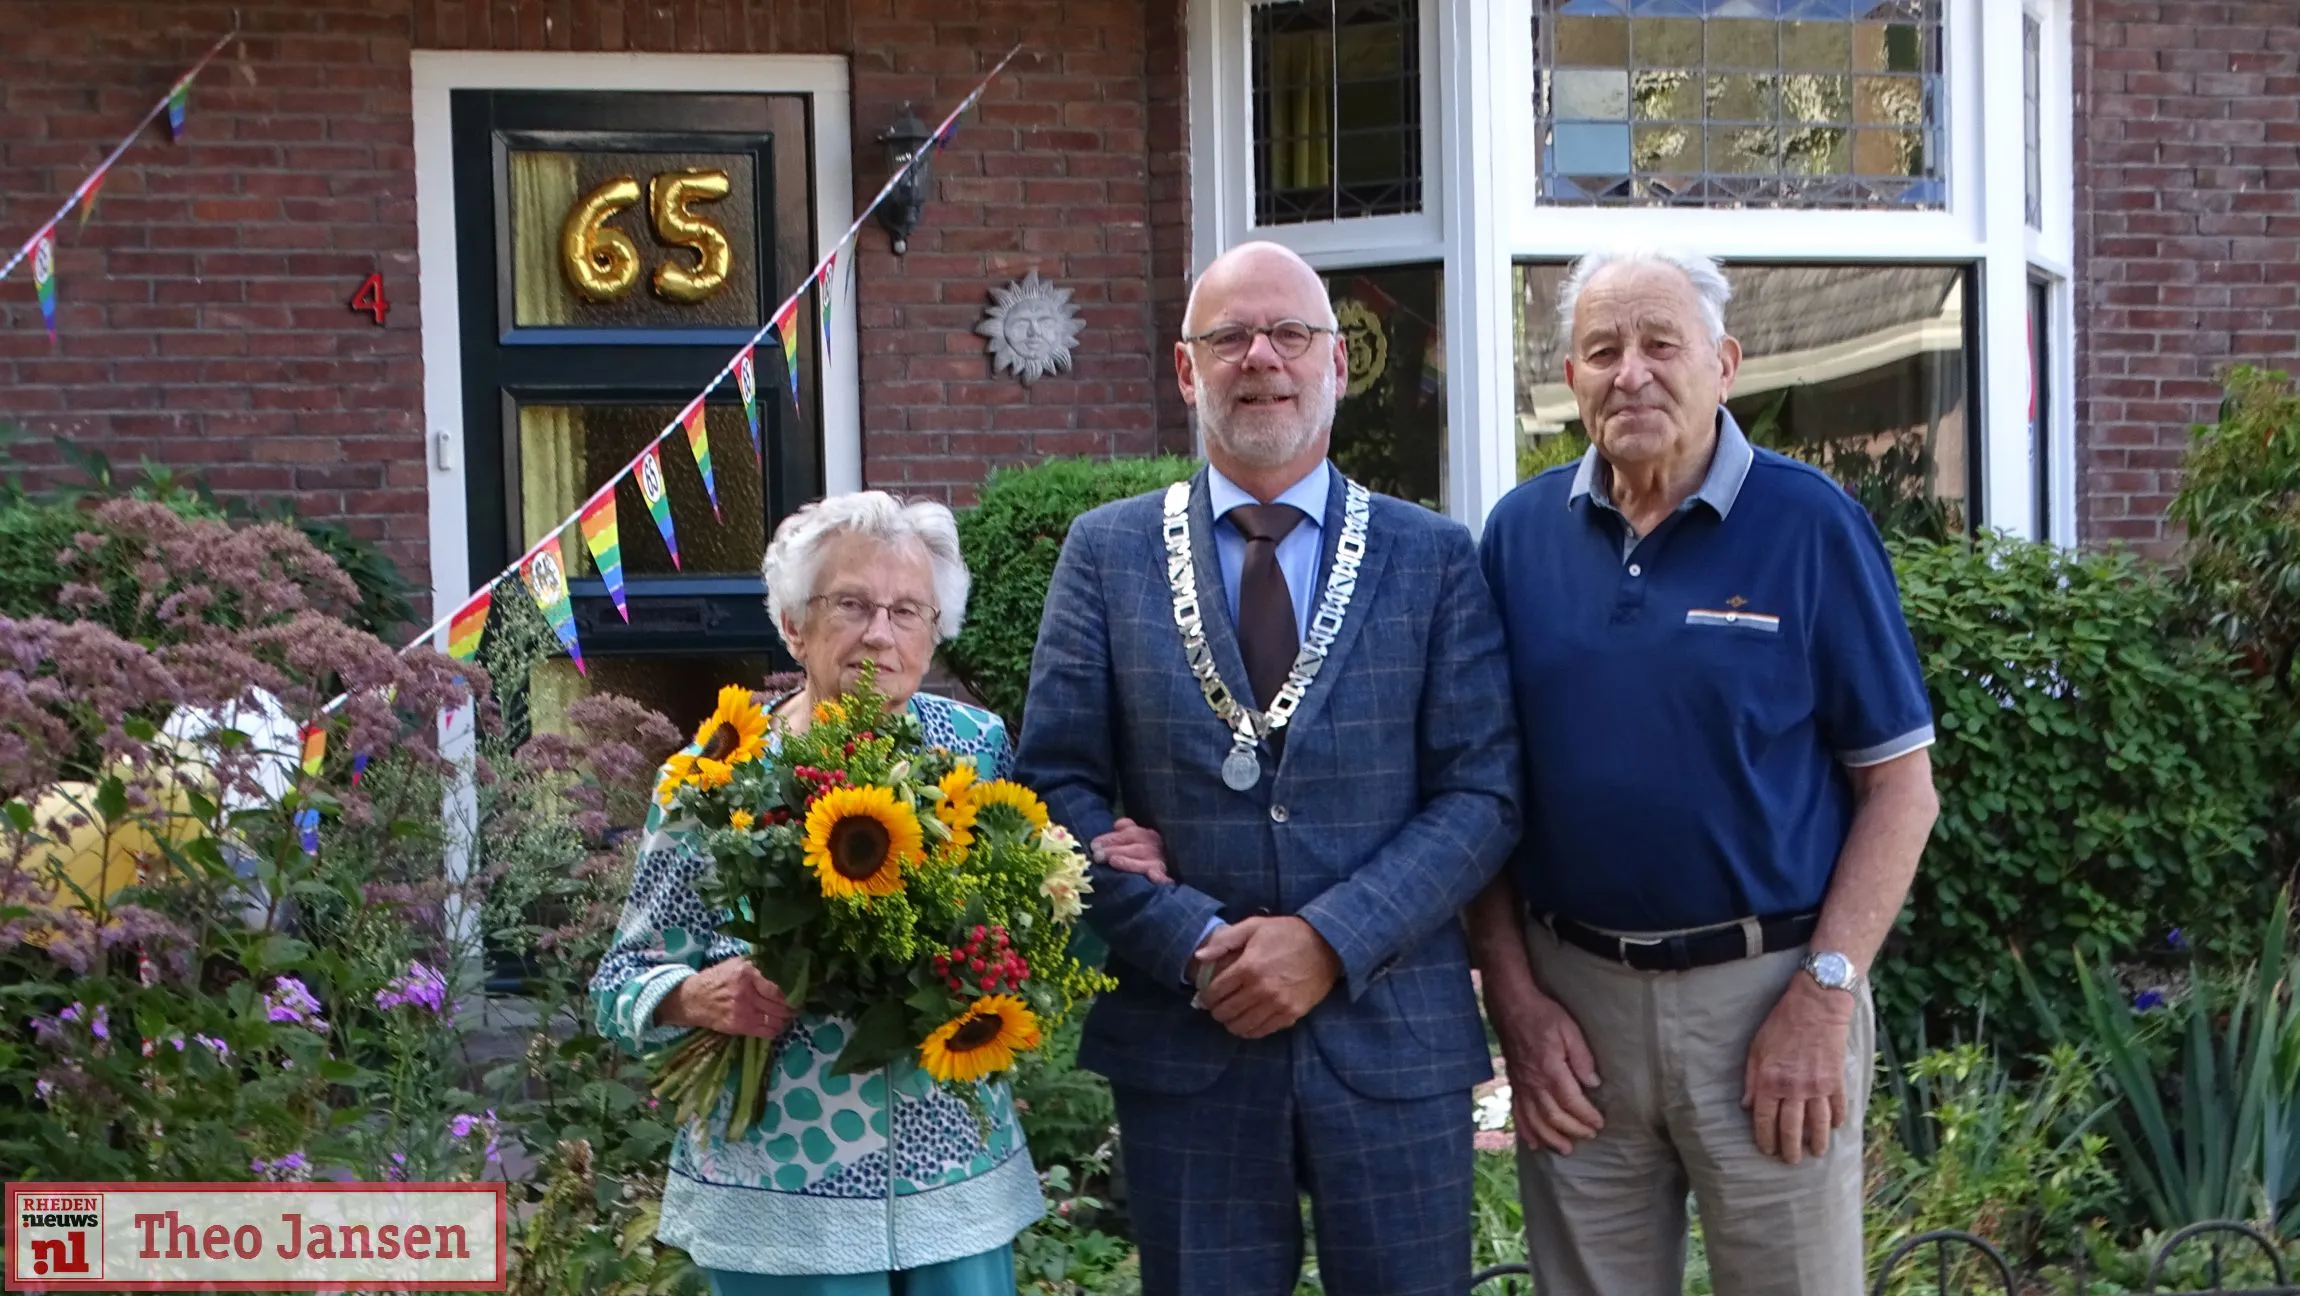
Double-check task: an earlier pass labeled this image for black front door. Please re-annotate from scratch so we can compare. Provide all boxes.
[449,89,822,733]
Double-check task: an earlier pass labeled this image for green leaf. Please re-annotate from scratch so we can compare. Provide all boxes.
[95,777,127,822]
[832,999,911,1077]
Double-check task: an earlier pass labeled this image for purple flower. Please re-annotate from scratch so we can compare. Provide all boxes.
[34,1079,54,1103]
[263,976,327,1032]
[374,961,450,1015]
[251,1151,309,1181]
[2135,987,2167,1011]
[87,1006,109,1041]
[192,1034,230,1061]
[2168,927,2190,951]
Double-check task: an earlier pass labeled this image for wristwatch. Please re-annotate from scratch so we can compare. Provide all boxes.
[1801,949,1862,994]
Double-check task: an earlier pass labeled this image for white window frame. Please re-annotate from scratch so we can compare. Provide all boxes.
[1187,0,2077,541]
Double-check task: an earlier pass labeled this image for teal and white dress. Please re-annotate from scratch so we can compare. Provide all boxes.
[589,691,1043,1276]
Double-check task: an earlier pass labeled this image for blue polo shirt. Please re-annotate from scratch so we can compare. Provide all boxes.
[1478,410,1934,932]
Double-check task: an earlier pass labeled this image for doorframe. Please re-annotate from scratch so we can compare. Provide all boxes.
[410,51,859,639]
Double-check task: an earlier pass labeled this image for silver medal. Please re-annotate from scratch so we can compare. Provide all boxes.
[1221,747,1261,791]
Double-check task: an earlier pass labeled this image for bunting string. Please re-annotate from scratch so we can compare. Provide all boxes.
[0,24,240,285]
[383,43,1026,678]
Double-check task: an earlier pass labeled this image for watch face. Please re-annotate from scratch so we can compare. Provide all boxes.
[1812,951,1853,988]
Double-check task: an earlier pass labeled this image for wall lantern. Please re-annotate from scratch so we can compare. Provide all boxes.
[876,104,933,255]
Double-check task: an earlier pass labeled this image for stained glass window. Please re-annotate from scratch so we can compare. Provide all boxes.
[1320,263,1446,507]
[1252,0,1423,225]
[1535,0,1945,209]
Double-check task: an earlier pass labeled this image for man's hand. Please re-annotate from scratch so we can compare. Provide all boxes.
[1485,981,1605,1155]
[1742,974,1855,1164]
[656,960,794,1039]
[1091,817,1171,885]
[1196,917,1342,1038]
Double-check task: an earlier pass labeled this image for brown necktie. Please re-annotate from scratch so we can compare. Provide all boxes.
[1227,503,1307,713]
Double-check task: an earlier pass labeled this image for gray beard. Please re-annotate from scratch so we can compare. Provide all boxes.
[1201,380,1337,469]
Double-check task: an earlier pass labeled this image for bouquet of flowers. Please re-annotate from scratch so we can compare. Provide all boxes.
[647,668,1113,1137]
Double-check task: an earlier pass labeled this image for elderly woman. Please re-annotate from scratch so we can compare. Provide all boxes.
[590,492,1041,1296]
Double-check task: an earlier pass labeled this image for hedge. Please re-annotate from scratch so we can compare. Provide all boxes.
[944,455,1196,726]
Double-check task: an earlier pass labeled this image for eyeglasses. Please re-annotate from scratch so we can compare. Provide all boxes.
[810,594,939,635]
[1181,319,1338,364]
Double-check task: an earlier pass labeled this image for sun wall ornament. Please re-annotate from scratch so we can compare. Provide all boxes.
[976,270,1085,385]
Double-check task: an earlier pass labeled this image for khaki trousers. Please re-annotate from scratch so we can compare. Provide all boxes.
[1515,918,1874,1296]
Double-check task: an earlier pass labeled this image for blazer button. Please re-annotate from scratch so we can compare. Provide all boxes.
[1269,804,1289,824]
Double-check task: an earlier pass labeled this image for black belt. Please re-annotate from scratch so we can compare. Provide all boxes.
[1544,911,1819,973]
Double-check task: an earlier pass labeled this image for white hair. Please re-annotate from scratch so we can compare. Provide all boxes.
[1556,247,1732,347]
[761,491,970,647]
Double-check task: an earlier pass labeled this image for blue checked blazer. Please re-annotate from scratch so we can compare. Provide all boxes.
[1014,464,1522,1099]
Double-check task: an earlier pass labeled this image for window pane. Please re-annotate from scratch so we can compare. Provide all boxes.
[2023,11,2043,229]
[2028,279,2051,537]
[506,149,763,329]
[1514,261,1971,538]
[1253,0,1422,226]
[515,402,768,578]
[1533,0,1945,209]
[1321,264,1446,509]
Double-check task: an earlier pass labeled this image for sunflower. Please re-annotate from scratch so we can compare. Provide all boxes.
[804,785,924,899]
[934,764,982,852]
[966,780,1051,833]
[657,753,735,806]
[919,995,1042,1083]
[693,686,769,767]
[728,809,755,831]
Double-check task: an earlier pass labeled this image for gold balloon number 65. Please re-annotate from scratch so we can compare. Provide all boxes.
[560,168,734,305]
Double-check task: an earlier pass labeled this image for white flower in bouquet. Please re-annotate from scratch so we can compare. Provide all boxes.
[1039,847,1091,923]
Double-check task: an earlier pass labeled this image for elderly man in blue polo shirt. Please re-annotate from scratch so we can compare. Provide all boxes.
[1468,247,1940,1296]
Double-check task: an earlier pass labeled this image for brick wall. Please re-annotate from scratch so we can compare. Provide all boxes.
[2074,0,2300,551]
[0,0,1191,606]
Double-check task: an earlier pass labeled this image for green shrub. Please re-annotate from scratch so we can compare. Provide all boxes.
[0,436,421,640]
[2172,365,2300,697]
[945,456,1196,726]
[1883,532,2287,1050]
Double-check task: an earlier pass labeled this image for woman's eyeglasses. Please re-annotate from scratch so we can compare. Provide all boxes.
[810,595,938,635]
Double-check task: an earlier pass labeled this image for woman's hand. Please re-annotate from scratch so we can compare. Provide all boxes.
[1092,817,1172,885]
[657,960,794,1038]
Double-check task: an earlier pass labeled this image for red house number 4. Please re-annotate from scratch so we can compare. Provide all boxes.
[351,273,389,325]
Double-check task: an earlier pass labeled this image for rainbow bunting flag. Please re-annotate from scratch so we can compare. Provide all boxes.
[817,249,838,371]
[295,807,320,855]
[350,752,369,786]
[446,587,492,661]
[78,171,106,231]
[682,398,719,521]
[32,230,56,342]
[736,346,761,466]
[521,532,585,675]
[636,442,681,569]
[300,726,327,777]
[775,299,802,410]
[579,490,628,622]
[166,81,190,139]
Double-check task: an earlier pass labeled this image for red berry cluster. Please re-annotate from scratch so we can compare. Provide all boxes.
[791,766,850,806]
[840,732,878,758]
[931,924,1030,995]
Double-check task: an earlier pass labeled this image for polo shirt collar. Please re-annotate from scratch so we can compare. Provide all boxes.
[1568,408,1755,521]
[1207,460,1330,527]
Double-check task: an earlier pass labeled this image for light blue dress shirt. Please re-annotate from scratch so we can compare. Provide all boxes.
[1206,461,1329,642]
[1190,462,1332,980]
